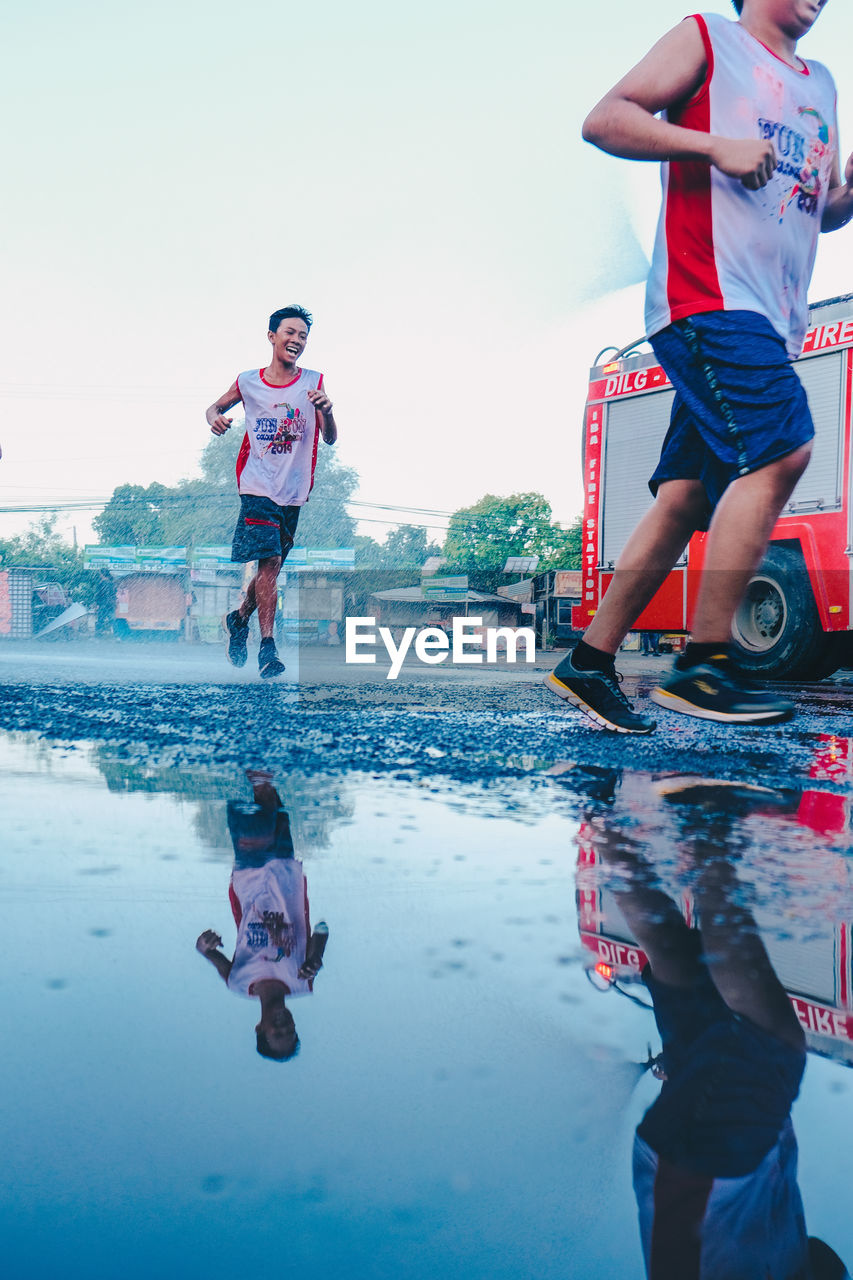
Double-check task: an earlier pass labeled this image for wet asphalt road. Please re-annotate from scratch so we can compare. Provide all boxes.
[1,639,851,792]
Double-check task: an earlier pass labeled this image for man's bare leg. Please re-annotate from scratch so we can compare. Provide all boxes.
[593,823,704,990]
[690,443,812,642]
[238,555,282,639]
[547,479,707,732]
[584,479,707,654]
[692,853,805,1052]
[643,444,813,721]
[595,799,804,1050]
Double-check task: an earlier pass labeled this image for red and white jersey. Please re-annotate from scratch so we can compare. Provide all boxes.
[226,858,313,998]
[234,367,323,507]
[645,13,838,358]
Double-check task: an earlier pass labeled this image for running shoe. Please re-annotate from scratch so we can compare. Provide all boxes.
[650,663,794,724]
[545,652,656,734]
[223,609,249,668]
[258,638,286,680]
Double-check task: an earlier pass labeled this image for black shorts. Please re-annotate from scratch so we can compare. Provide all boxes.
[227,799,295,865]
[231,494,300,563]
[637,959,805,1177]
[649,310,815,527]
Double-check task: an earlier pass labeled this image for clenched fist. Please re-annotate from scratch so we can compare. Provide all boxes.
[709,137,777,190]
[196,929,223,955]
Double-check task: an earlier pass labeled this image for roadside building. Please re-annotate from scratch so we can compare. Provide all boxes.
[369,584,526,646]
[529,570,582,649]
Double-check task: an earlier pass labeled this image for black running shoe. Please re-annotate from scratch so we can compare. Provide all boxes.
[545,653,656,734]
[650,663,794,724]
[258,639,286,680]
[223,610,249,668]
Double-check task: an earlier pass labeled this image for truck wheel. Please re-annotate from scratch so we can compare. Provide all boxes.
[731,545,832,681]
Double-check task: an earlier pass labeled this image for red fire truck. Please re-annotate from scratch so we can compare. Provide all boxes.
[573,294,853,679]
[575,735,853,1067]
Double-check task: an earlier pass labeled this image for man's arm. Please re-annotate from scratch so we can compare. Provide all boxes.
[298,923,329,980]
[822,149,853,232]
[206,380,243,436]
[307,387,338,444]
[196,929,233,981]
[583,18,777,190]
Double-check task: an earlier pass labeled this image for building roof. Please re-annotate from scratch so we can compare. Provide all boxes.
[370,586,518,606]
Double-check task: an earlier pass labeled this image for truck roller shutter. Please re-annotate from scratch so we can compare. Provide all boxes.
[600,390,675,569]
[763,929,837,1007]
[787,351,845,513]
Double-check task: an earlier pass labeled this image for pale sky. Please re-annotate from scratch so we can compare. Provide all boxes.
[4,0,853,548]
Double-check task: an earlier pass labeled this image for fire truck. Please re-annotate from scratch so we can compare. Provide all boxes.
[574,294,853,679]
[575,736,853,1067]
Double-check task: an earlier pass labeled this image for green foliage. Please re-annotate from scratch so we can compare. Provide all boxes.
[355,524,441,569]
[0,515,81,572]
[295,447,358,548]
[92,483,171,545]
[549,515,582,572]
[381,524,441,567]
[353,534,386,567]
[442,493,581,584]
[198,424,244,487]
[93,424,358,551]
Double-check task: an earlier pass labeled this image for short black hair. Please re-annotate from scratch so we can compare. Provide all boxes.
[269,305,313,334]
[732,0,743,12]
[256,1028,301,1062]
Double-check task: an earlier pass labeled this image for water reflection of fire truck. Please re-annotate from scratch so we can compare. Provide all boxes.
[575,736,853,1067]
[575,294,853,679]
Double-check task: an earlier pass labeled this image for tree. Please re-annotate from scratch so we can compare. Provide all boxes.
[443,493,581,581]
[292,447,358,548]
[380,524,441,568]
[198,422,243,487]
[93,424,359,551]
[0,514,80,571]
[353,534,386,567]
[93,482,170,546]
[556,516,583,572]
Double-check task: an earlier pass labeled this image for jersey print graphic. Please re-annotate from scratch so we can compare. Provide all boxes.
[263,402,308,456]
[756,106,835,223]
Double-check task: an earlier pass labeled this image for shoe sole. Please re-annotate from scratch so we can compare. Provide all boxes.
[259,660,286,680]
[649,687,794,724]
[544,672,655,735]
[222,613,248,668]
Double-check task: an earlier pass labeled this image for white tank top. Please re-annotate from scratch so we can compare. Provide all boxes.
[227,859,313,998]
[645,13,838,357]
[234,366,323,507]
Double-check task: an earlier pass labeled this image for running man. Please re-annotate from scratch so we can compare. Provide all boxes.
[586,775,850,1278]
[206,305,337,678]
[548,0,853,732]
[196,770,329,1062]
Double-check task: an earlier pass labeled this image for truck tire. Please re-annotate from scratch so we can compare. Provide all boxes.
[730,545,833,681]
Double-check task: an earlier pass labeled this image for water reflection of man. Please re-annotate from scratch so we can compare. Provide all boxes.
[590,779,850,1280]
[196,770,328,1061]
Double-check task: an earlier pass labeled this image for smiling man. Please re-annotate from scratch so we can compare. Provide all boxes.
[206,305,338,678]
[547,0,853,733]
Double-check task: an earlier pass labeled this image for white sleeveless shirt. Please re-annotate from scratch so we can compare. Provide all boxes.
[227,859,313,998]
[645,13,838,357]
[234,366,323,507]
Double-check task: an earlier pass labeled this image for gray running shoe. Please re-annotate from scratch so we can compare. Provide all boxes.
[545,652,656,734]
[223,610,249,668]
[259,638,285,680]
[650,663,794,724]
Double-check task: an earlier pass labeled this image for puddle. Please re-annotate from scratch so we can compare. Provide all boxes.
[3,731,853,1277]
